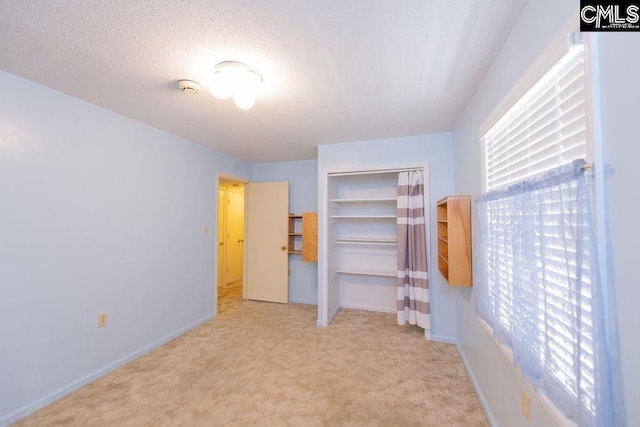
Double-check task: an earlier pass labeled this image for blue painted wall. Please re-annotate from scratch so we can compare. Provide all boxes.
[598,31,640,427]
[252,160,319,304]
[0,70,252,424]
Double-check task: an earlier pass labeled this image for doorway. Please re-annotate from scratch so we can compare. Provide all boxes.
[217,178,246,314]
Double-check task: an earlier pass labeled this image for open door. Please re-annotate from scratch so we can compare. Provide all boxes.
[245,182,289,303]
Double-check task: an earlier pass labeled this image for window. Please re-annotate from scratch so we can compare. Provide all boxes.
[482,40,587,191]
[476,33,613,427]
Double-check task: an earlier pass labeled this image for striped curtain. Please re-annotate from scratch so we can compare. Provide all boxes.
[397,171,430,334]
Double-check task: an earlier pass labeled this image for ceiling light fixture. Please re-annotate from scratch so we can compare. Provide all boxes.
[210,61,263,110]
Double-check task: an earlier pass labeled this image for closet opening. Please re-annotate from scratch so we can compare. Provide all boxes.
[319,163,430,338]
[217,176,247,315]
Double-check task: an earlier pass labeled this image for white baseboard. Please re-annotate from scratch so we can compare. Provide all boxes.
[456,342,497,427]
[327,304,341,324]
[288,298,318,305]
[0,313,215,427]
[339,303,395,313]
[431,334,456,344]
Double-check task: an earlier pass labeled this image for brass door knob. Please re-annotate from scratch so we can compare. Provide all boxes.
[281,246,287,251]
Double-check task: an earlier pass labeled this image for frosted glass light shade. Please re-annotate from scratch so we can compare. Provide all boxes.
[210,71,233,99]
[233,91,256,110]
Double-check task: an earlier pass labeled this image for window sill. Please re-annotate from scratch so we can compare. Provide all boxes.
[477,317,578,427]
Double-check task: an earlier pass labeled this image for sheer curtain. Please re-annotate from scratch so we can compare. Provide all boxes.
[475,160,613,427]
[397,170,430,336]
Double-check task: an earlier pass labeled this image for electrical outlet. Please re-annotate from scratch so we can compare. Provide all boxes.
[288,269,292,276]
[521,389,531,422]
[98,312,108,328]
[203,225,209,236]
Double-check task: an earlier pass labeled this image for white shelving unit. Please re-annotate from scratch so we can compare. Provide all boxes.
[320,163,429,326]
[323,170,401,321]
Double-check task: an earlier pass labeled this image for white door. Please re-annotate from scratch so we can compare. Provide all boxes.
[217,189,226,288]
[245,182,289,303]
[226,189,244,284]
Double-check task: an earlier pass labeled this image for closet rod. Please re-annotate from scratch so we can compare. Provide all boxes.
[328,168,422,177]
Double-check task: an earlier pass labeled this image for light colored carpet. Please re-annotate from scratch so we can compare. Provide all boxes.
[15,301,488,426]
[217,280,243,314]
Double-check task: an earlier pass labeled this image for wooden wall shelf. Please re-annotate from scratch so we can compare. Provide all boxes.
[288,213,318,262]
[437,195,472,287]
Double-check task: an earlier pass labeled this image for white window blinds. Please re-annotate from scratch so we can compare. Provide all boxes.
[482,44,586,190]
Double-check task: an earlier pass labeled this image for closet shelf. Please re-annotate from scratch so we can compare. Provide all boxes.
[438,237,448,243]
[331,215,396,219]
[335,267,397,277]
[330,198,396,204]
[438,253,449,264]
[335,237,397,245]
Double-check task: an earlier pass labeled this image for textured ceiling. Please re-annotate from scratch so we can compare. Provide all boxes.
[0,0,527,163]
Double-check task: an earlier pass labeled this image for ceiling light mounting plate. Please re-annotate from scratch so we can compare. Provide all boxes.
[214,61,263,83]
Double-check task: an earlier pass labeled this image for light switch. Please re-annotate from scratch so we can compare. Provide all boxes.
[203,226,209,236]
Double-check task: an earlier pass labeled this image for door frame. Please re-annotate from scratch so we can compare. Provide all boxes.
[216,172,251,316]
[218,187,227,289]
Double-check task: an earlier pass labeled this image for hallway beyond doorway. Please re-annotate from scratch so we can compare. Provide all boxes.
[218,280,243,314]
[217,177,246,314]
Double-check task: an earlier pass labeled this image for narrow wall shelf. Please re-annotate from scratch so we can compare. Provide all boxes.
[437,195,471,287]
[288,213,318,261]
